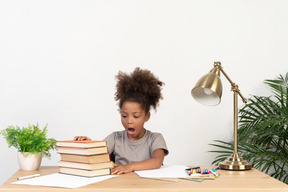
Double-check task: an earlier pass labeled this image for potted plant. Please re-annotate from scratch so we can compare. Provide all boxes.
[209,72,288,183]
[0,123,56,170]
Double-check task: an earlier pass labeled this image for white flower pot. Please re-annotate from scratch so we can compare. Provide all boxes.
[17,152,42,170]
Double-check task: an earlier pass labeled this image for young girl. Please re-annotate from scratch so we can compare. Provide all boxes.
[75,67,169,175]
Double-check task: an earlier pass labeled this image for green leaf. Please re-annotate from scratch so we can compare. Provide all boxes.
[209,72,288,184]
[0,123,56,159]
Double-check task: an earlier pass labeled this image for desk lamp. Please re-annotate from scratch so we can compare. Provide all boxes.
[191,61,252,170]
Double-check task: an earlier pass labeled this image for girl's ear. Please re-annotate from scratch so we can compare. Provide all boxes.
[145,112,151,122]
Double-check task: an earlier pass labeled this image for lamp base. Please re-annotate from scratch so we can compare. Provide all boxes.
[219,152,253,170]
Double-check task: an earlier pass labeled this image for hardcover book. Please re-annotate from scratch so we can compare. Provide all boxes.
[58,161,114,170]
[59,167,111,177]
[60,153,110,164]
[57,146,108,155]
[56,140,107,148]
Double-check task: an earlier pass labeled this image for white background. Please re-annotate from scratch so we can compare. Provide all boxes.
[1,0,288,185]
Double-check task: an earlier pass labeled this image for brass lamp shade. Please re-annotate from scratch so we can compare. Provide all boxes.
[191,67,222,106]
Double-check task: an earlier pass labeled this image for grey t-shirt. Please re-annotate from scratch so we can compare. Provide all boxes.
[104,129,169,165]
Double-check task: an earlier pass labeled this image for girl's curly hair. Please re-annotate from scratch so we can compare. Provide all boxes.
[115,67,164,113]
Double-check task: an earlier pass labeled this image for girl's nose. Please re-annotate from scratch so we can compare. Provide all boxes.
[127,117,133,124]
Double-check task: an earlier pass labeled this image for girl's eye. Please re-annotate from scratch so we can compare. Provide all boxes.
[122,115,127,118]
[134,116,139,119]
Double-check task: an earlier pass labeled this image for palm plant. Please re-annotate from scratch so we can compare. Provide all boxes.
[210,72,288,183]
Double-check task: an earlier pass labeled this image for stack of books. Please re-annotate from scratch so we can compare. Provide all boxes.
[56,140,113,177]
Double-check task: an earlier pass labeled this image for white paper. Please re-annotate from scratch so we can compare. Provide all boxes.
[12,173,117,189]
[135,165,189,178]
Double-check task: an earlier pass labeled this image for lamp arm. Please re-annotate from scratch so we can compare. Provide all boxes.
[214,62,247,103]
[210,62,253,170]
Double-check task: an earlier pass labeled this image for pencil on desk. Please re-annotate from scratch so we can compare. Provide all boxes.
[17,174,40,180]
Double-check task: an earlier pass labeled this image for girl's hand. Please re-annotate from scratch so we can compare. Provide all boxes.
[74,136,91,141]
[111,164,133,175]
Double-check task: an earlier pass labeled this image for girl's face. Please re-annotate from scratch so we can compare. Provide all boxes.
[120,101,150,141]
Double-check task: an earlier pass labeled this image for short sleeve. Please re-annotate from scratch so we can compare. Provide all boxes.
[103,133,115,155]
[150,133,169,156]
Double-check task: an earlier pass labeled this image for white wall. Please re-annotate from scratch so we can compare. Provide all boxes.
[1,0,288,185]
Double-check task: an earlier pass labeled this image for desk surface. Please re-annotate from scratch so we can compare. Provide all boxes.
[0,166,287,192]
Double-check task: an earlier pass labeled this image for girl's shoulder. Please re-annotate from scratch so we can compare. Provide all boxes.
[109,130,126,138]
[145,130,164,140]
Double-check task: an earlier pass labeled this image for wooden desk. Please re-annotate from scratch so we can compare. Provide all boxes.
[0,166,287,192]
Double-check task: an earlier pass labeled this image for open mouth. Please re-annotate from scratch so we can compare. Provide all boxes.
[128,128,135,134]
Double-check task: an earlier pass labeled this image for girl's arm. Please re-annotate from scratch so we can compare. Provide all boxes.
[111,148,165,175]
